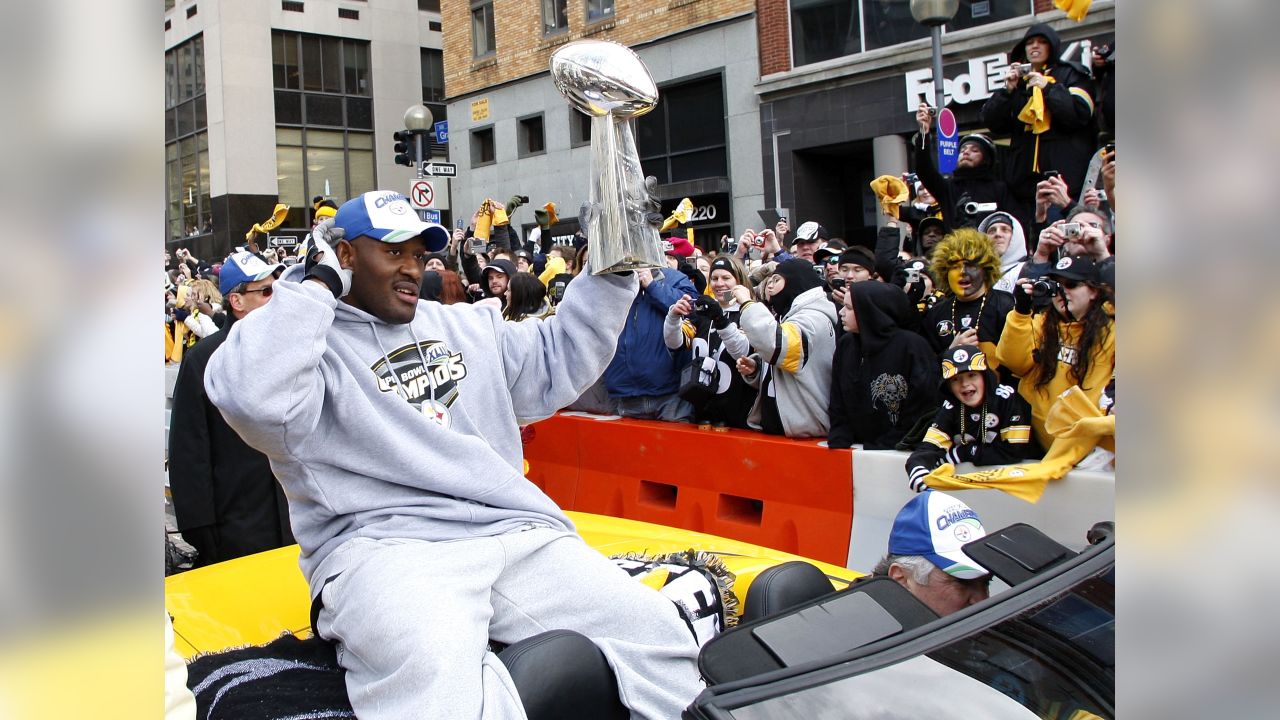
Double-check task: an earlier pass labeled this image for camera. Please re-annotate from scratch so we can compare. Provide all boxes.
[514,195,530,204]
[1014,63,1033,75]
[903,172,919,186]
[548,279,569,304]
[467,236,487,254]
[963,201,998,215]
[1042,170,1062,181]
[1031,278,1061,298]
[1060,222,1083,240]
[829,277,846,291]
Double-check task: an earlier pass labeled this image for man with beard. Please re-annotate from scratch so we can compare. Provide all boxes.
[204,190,702,720]
[921,229,1015,364]
[914,103,1024,230]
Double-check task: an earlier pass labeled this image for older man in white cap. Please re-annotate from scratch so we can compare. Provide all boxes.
[873,490,992,616]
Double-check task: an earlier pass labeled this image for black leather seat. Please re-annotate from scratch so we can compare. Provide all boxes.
[498,629,628,720]
[742,561,837,623]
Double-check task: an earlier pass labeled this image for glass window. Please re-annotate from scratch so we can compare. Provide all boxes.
[321,36,343,93]
[347,97,373,129]
[301,35,323,91]
[791,0,861,66]
[586,0,614,22]
[471,0,496,58]
[519,114,545,157]
[947,0,1033,33]
[343,42,369,96]
[862,0,929,52]
[418,0,441,10]
[306,94,345,126]
[471,126,495,166]
[307,146,348,204]
[275,91,303,125]
[543,0,568,34]
[637,75,727,185]
[421,48,445,103]
[569,113,592,148]
[348,150,376,197]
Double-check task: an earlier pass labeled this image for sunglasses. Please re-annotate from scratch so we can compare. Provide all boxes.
[236,285,274,297]
[824,257,840,265]
[1054,278,1082,290]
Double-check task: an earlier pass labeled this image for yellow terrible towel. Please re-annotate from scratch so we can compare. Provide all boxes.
[1053,0,1092,22]
[869,175,909,219]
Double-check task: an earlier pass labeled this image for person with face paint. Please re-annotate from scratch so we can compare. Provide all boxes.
[999,254,1115,449]
[663,255,757,428]
[980,23,1098,211]
[730,258,838,438]
[904,345,1039,493]
[922,229,1016,362]
[828,281,940,450]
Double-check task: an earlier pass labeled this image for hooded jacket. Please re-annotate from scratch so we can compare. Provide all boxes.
[828,282,940,449]
[913,132,1025,231]
[205,263,638,587]
[978,211,1029,294]
[980,23,1098,207]
[603,267,698,398]
[738,266,838,438]
[170,312,294,566]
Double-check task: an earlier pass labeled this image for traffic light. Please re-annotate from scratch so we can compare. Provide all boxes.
[393,130,415,167]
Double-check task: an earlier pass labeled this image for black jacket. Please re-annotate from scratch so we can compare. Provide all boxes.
[979,23,1098,207]
[913,134,1025,231]
[906,378,1042,488]
[921,289,1016,358]
[169,322,293,566]
[828,282,940,449]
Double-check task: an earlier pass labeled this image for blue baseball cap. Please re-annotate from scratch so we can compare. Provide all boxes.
[333,190,450,251]
[219,251,283,296]
[889,491,990,580]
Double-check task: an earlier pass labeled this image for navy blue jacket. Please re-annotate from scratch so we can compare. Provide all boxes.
[603,267,697,397]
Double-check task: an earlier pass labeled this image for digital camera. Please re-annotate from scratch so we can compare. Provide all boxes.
[829,277,846,291]
[1031,278,1061,298]
[467,236,487,254]
[1014,63,1033,75]
[963,201,998,215]
[1060,223,1083,240]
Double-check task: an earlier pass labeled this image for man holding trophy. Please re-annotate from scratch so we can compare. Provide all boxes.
[205,41,701,720]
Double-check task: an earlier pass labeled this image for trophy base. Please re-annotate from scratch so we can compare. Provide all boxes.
[592,257,666,276]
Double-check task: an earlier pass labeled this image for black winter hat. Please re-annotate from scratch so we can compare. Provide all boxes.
[1010,22,1062,62]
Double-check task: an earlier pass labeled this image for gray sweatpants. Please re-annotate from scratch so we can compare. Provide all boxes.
[314,527,704,719]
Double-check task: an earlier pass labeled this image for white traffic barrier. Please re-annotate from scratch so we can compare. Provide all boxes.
[846,449,1115,572]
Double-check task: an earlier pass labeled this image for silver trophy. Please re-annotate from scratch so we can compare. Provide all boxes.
[550,40,666,275]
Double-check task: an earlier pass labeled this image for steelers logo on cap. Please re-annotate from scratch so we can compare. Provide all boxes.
[1056,257,1072,270]
[953,349,969,363]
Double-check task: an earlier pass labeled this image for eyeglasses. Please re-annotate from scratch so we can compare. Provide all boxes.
[1055,278,1082,290]
[235,285,274,297]
[825,258,840,265]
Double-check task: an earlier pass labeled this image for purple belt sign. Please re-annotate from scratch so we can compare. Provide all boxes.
[936,108,959,175]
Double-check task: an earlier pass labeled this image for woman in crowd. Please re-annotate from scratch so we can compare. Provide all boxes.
[503,272,554,322]
[663,255,757,428]
[828,280,939,449]
[731,258,838,438]
[999,254,1115,449]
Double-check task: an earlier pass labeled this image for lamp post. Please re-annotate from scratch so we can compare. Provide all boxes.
[910,0,959,111]
[403,104,434,179]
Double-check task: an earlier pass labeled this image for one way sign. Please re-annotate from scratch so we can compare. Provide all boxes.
[419,161,457,178]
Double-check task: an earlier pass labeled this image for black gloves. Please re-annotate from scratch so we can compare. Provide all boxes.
[695,295,727,329]
[1012,280,1034,314]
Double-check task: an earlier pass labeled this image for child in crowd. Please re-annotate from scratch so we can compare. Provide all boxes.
[905,345,1040,492]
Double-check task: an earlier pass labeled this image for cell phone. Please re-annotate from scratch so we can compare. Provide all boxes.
[1103,143,1115,157]
[456,219,464,229]
[1042,170,1062,181]
[829,277,846,291]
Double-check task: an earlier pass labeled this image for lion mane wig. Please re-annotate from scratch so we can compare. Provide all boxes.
[928,228,1002,295]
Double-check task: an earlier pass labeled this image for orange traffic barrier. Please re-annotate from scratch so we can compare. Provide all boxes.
[523,414,854,565]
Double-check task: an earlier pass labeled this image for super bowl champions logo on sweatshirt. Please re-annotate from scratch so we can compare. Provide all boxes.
[371,341,468,427]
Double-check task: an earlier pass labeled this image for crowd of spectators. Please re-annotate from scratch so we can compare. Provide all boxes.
[165,29,1115,568]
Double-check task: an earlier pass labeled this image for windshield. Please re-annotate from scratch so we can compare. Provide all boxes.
[718,567,1114,719]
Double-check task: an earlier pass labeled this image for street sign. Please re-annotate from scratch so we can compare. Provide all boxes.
[409,179,435,209]
[419,161,457,178]
[419,209,442,223]
[936,107,959,175]
[267,235,299,249]
[434,120,449,144]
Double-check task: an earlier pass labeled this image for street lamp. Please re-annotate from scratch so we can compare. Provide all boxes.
[910,0,959,111]
[403,104,434,177]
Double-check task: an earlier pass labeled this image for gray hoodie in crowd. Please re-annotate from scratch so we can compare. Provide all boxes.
[206,262,638,586]
[978,211,1028,295]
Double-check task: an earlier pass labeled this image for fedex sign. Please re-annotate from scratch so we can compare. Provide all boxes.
[904,39,1104,113]
[905,53,1008,112]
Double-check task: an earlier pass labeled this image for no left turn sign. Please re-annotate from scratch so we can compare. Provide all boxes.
[410,179,435,209]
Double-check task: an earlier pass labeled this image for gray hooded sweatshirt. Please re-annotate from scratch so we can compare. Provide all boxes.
[205,263,638,586]
[979,211,1028,295]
